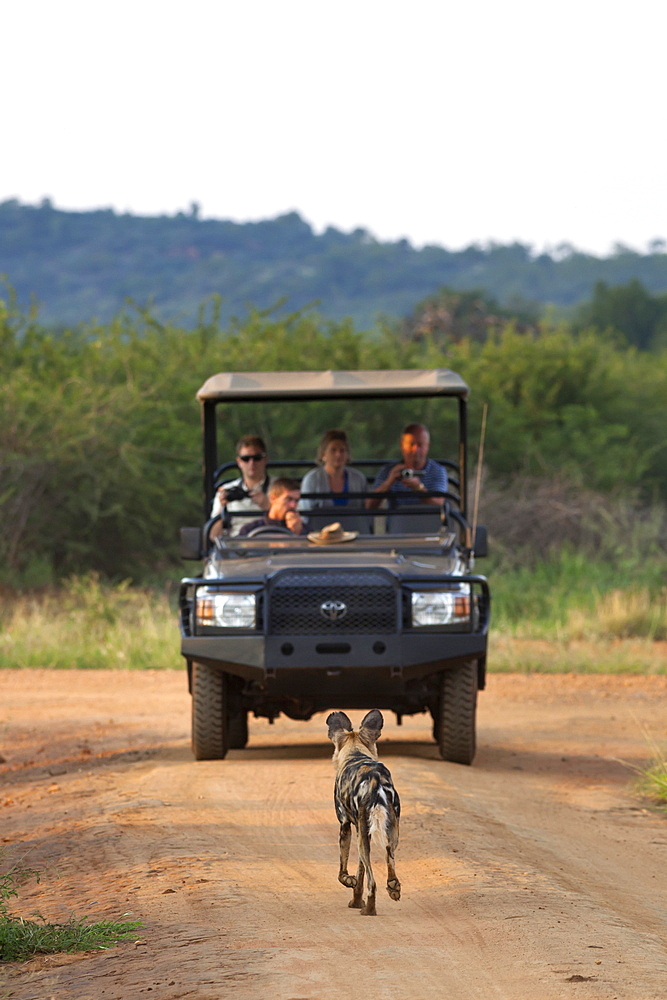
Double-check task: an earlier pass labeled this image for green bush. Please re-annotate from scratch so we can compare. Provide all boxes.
[1,288,665,582]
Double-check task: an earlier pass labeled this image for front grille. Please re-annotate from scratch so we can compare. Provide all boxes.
[268,570,398,635]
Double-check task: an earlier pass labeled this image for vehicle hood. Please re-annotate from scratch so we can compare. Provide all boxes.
[203,548,466,581]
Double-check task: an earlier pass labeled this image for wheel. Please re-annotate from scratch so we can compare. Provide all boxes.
[228,710,249,749]
[436,661,478,765]
[191,662,229,760]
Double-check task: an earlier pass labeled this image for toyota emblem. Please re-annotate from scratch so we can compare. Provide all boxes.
[320,599,348,622]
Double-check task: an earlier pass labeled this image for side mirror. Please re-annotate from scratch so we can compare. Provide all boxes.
[473,525,488,558]
[180,527,203,561]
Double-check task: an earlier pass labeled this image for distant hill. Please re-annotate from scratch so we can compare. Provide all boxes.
[2,199,667,328]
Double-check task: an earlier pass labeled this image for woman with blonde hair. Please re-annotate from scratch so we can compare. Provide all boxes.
[300,430,369,531]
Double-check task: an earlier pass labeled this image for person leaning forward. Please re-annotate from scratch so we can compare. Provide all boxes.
[366,423,447,532]
[238,478,306,536]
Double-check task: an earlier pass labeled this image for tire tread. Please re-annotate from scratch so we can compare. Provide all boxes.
[437,661,477,765]
[191,663,229,760]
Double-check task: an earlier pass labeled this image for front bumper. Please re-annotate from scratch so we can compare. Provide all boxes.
[180,573,490,685]
[181,629,488,681]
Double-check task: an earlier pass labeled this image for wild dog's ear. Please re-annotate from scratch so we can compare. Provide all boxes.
[359,709,384,747]
[326,711,353,742]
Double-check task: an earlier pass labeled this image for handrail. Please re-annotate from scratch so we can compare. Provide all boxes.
[210,490,462,518]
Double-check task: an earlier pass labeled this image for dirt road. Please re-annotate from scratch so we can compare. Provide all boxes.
[1,669,667,1000]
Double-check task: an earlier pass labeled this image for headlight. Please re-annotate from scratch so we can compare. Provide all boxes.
[411,586,471,627]
[196,591,256,628]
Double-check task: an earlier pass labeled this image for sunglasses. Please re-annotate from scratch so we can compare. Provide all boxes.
[237,453,266,462]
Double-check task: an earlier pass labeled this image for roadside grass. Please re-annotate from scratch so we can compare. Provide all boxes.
[489,549,666,638]
[0,557,665,673]
[489,549,666,673]
[489,633,666,674]
[0,863,142,963]
[0,574,180,670]
[566,588,666,642]
[620,732,667,811]
[636,755,667,809]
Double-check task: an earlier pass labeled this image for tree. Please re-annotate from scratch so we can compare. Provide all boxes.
[402,287,538,344]
[578,279,667,350]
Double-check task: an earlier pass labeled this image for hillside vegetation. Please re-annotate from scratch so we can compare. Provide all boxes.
[3,199,667,329]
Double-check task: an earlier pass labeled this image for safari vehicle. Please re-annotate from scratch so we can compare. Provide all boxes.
[179,369,490,764]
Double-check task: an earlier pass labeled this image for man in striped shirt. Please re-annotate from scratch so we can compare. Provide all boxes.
[366,423,448,533]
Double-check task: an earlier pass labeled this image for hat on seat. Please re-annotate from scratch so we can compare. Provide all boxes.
[307,521,358,545]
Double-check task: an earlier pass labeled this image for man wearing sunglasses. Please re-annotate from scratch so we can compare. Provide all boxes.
[210,435,275,537]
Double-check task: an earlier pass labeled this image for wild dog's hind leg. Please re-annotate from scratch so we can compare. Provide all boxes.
[348,855,365,909]
[358,823,377,915]
[337,821,357,889]
[386,843,401,901]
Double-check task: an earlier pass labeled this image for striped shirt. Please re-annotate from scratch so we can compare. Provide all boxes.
[372,458,448,533]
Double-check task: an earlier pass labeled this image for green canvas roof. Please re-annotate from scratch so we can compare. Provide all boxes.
[196,368,469,402]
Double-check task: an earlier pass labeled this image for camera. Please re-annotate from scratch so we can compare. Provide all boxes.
[400,468,424,479]
[223,484,248,502]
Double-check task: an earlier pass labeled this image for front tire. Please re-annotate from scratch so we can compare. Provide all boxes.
[437,661,478,765]
[191,663,229,760]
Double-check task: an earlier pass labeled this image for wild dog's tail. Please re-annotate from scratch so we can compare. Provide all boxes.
[368,802,391,848]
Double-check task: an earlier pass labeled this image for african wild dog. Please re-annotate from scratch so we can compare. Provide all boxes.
[326,709,401,916]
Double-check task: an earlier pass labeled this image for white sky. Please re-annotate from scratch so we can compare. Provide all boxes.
[2,0,666,256]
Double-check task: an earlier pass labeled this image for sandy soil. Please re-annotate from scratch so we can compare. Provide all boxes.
[1,669,667,1000]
